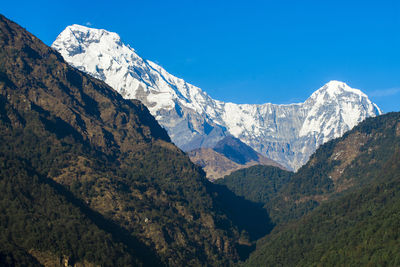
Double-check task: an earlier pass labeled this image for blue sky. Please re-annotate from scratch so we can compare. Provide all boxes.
[1,0,399,112]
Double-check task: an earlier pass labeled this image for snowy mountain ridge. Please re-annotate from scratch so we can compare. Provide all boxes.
[52,24,382,170]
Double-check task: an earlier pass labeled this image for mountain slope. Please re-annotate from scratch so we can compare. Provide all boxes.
[0,14,272,266]
[220,112,400,225]
[0,153,152,266]
[188,136,284,180]
[188,148,243,180]
[245,172,400,266]
[52,24,381,170]
[244,138,400,266]
[215,165,293,204]
[213,136,280,166]
[266,112,400,223]
[216,112,400,266]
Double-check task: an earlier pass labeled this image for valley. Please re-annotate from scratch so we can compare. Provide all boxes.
[0,13,398,267]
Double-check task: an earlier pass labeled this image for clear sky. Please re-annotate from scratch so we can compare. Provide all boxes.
[1,0,399,112]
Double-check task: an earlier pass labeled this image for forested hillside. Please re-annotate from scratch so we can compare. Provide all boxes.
[1,12,399,267]
[0,14,271,266]
[219,112,400,266]
[216,165,292,204]
[220,112,400,223]
[245,148,400,266]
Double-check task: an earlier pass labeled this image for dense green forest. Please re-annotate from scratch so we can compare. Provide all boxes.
[0,154,151,266]
[216,165,292,204]
[245,155,400,266]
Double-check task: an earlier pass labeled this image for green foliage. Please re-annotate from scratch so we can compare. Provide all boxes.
[0,154,143,266]
[242,112,400,266]
[283,112,400,210]
[245,175,400,267]
[216,165,292,204]
[2,13,399,267]
[219,112,400,266]
[0,235,42,267]
[223,113,400,224]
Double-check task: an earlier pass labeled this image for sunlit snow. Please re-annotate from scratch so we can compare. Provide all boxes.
[52,26,382,171]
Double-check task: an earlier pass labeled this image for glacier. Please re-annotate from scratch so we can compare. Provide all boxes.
[52,24,382,171]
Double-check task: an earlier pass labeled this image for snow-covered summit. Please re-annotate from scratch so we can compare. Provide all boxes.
[52,25,382,170]
[52,24,124,56]
[299,81,382,142]
[310,80,374,102]
[52,24,217,117]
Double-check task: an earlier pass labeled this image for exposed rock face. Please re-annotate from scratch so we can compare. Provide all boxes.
[188,148,242,180]
[52,25,381,170]
[188,136,285,180]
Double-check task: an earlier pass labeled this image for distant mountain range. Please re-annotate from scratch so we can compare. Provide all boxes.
[52,25,381,170]
[188,136,285,180]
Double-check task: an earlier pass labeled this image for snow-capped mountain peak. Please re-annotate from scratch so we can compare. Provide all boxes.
[52,25,382,171]
[53,24,124,57]
[52,25,217,117]
[311,80,365,100]
[299,81,382,142]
